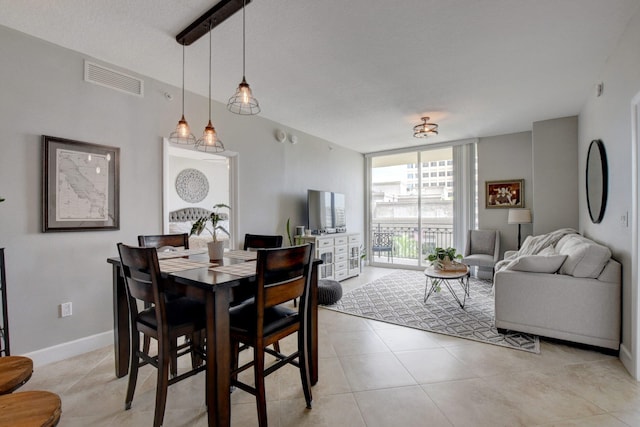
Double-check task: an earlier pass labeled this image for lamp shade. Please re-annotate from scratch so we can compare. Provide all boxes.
[508,208,532,224]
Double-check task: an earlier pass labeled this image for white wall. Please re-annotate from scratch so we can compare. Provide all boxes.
[579,6,640,377]
[0,26,364,357]
[532,116,579,235]
[477,132,533,256]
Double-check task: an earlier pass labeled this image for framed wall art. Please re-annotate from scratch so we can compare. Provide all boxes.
[42,135,120,232]
[485,179,524,209]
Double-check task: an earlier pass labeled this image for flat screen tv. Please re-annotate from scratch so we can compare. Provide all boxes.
[307,190,346,234]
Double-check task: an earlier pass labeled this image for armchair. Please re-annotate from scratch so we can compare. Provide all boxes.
[462,229,500,278]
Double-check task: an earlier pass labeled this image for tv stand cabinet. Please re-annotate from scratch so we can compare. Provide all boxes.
[296,233,360,281]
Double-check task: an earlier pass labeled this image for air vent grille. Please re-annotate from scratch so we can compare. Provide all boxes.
[84,61,144,97]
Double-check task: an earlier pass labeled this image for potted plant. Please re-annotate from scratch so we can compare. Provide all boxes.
[360,245,366,272]
[190,203,230,260]
[427,247,463,270]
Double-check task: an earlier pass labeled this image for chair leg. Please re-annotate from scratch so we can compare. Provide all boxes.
[142,302,152,355]
[273,341,280,354]
[253,346,268,427]
[170,339,178,378]
[125,331,141,410]
[143,336,151,357]
[230,341,240,384]
[297,327,313,409]
[190,331,204,369]
[154,341,171,427]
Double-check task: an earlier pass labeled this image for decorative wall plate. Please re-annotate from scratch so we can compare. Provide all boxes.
[175,168,209,203]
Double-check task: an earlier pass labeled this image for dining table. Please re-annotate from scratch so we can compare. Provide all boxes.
[107,248,321,427]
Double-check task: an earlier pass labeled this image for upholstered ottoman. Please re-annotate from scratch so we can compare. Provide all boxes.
[318,279,343,305]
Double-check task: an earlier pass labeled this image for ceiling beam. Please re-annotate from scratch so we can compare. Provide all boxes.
[175,0,252,45]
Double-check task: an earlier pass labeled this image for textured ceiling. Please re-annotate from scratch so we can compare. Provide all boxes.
[0,0,638,153]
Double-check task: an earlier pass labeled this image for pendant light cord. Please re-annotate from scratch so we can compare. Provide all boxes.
[208,22,212,120]
[181,43,186,116]
[242,0,246,78]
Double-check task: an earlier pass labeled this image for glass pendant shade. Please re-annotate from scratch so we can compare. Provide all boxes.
[170,114,196,145]
[196,120,225,153]
[227,0,260,115]
[228,76,260,115]
[169,45,196,145]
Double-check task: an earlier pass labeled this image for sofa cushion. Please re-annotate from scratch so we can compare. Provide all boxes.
[503,247,567,273]
[556,235,611,278]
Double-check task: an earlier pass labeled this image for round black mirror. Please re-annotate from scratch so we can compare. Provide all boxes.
[586,139,608,224]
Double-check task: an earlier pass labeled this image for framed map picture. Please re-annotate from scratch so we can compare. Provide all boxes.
[42,135,120,232]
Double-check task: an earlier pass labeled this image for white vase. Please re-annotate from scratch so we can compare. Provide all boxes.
[207,240,225,260]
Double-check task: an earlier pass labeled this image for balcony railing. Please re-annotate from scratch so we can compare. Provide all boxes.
[370,223,453,262]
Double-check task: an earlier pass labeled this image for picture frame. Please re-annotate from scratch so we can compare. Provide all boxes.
[485,179,524,209]
[42,135,120,232]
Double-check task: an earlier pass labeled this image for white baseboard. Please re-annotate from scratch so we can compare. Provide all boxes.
[23,330,113,368]
[619,342,637,380]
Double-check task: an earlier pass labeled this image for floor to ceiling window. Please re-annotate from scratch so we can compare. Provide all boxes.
[367,142,476,269]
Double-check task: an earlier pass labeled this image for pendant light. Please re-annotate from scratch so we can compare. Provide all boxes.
[169,43,196,145]
[196,22,225,153]
[227,0,260,115]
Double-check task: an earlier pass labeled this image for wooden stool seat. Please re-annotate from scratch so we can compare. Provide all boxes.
[0,390,61,426]
[0,356,33,394]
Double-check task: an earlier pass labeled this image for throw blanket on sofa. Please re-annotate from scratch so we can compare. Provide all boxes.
[517,228,578,256]
[495,228,578,272]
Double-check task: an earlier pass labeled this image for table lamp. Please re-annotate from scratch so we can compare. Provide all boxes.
[508,208,532,249]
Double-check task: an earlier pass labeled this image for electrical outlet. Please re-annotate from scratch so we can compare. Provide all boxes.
[60,302,72,317]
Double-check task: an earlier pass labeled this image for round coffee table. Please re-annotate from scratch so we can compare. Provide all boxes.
[423,265,470,309]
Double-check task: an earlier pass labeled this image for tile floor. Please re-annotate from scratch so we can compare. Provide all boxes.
[21,267,640,426]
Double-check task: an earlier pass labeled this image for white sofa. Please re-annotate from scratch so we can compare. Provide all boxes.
[494,231,621,351]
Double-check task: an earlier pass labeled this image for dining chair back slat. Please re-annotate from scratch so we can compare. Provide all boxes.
[243,234,283,251]
[138,233,189,250]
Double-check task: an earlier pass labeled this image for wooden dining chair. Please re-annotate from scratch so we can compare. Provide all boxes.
[239,233,286,350]
[242,234,283,251]
[0,356,33,395]
[117,243,206,427]
[137,233,191,375]
[138,233,189,250]
[235,234,284,306]
[229,244,313,427]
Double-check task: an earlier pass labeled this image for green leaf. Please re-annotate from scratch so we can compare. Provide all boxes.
[286,218,293,246]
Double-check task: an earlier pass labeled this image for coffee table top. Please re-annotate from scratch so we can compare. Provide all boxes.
[424,265,469,280]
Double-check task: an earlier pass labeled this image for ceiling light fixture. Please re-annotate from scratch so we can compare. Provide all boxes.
[227,0,260,115]
[169,43,196,145]
[413,117,439,138]
[195,22,225,153]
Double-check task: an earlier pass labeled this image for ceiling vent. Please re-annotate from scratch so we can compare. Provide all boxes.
[84,61,144,97]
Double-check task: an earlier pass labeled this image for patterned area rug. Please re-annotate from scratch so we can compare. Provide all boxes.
[324,270,540,353]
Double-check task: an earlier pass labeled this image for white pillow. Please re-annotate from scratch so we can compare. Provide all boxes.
[556,236,611,278]
[504,253,567,273]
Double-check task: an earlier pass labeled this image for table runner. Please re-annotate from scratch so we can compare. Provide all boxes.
[224,250,257,261]
[158,258,216,273]
[156,247,207,260]
[209,260,257,277]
